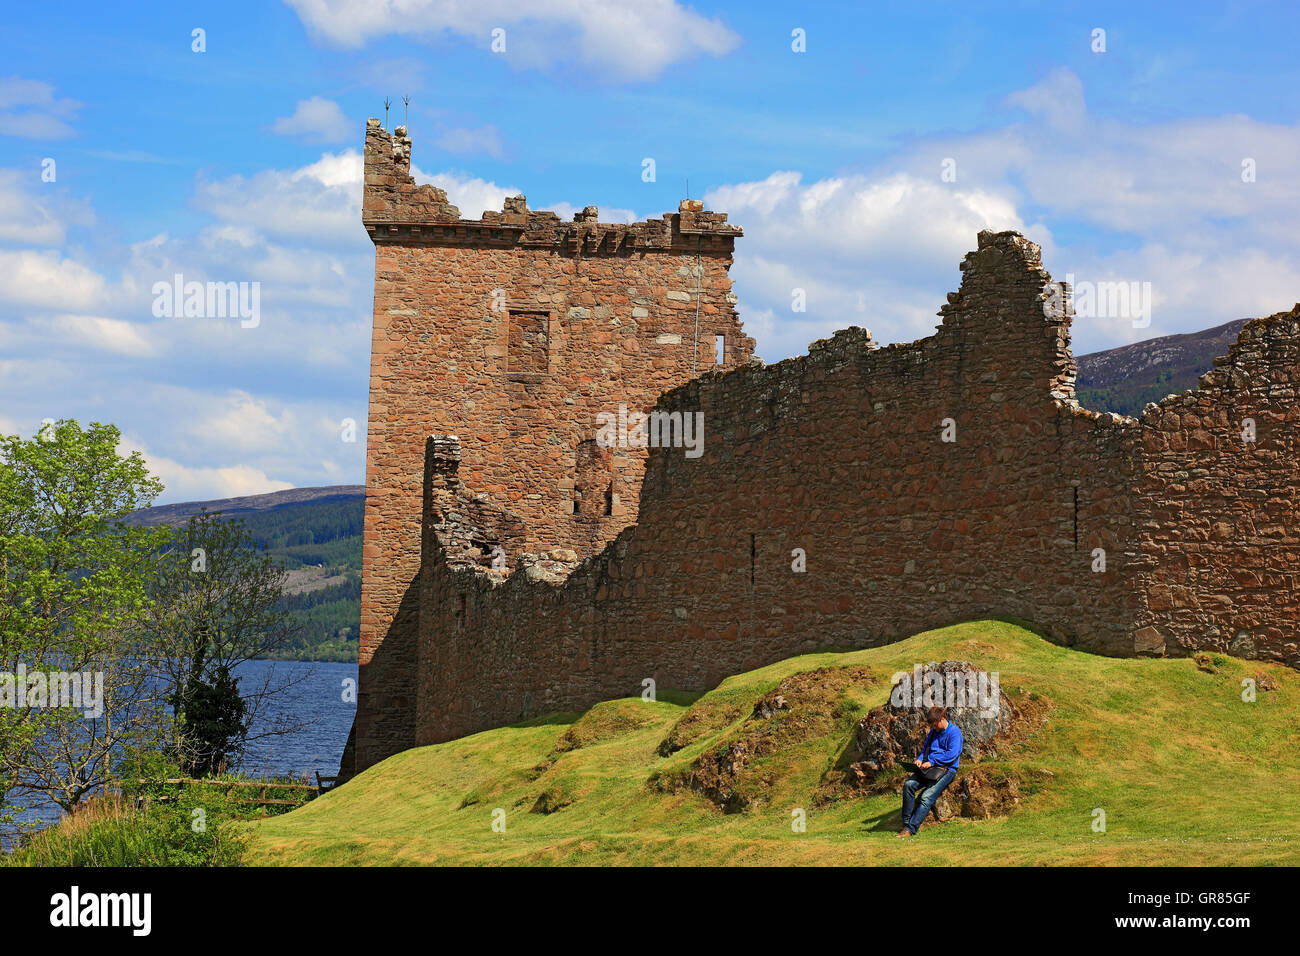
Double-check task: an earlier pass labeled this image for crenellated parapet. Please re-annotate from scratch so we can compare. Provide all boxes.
[363,119,463,227]
[362,119,741,253]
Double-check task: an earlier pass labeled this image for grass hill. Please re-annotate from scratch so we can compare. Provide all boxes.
[130,486,364,662]
[1075,318,1248,417]
[243,621,1300,866]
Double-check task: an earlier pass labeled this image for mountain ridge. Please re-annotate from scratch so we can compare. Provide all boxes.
[1074,317,1249,417]
[130,484,364,527]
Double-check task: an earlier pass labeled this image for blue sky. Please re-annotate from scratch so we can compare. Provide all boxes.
[2,1,1298,501]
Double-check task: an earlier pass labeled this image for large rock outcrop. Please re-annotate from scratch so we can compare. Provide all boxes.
[839,660,1044,822]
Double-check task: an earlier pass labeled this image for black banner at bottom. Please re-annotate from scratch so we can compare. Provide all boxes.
[0,865,1269,943]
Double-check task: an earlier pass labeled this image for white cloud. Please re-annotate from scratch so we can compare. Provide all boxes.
[706,170,1038,359]
[189,147,519,241]
[0,249,107,309]
[706,69,1300,359]
[121,436,295,502]
[284,0,740,81]
[41,314,159,357]
[106,386,366,503]
[0,76,81,139]
[0,169,95,246]
[294,149,363,188]
[188,390,299,454]
[1004,66,1087,133]
[0,153,373,500]
[915,71,1300,242]
[710,171,1027,264]
[412,163,518,220]
[192,150,363,243]
[270,96,352,143]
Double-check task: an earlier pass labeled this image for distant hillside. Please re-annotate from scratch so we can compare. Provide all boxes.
[131,485,364,526]
[131,485,365,663]
[1076,318,1248,417]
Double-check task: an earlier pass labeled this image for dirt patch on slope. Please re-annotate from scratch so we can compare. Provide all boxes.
[657,699,750,757]
[653,666,876,813]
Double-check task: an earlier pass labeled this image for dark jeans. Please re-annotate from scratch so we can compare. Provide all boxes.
[901,767,957,834]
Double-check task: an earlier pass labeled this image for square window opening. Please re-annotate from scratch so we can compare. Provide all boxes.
[508,311,549,374]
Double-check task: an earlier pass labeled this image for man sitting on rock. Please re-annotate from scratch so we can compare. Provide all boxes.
[898,706,963,838]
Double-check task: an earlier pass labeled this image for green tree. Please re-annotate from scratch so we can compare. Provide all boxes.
[143,510,310,775]
[173,654,246,777]
[0,420,172,818]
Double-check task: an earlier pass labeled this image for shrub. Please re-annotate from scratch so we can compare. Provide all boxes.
[4,791,246,867]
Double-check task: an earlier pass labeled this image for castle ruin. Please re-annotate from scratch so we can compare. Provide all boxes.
[343,120,1300,774]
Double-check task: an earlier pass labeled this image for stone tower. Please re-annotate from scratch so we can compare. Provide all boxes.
[347,118,755,771]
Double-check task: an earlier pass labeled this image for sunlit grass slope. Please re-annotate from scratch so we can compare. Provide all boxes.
[246,621,1300,866]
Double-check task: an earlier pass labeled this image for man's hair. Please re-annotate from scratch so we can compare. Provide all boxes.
[925,706,947,723]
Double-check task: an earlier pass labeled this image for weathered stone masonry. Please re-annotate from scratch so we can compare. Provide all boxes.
[346,121,1300,774]
[350,120,754,771]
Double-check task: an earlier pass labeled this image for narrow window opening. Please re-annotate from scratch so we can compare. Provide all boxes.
[455,593,467,631]
[715,334,725,365]
[750,532,756,586]
[572,438,611,520]
[1072,486,1079,551]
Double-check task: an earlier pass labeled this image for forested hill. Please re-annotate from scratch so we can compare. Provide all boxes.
[1075,318,1248,417]
[130,486,365,662]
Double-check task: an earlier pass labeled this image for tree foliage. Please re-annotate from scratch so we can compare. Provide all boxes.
[0,420,171,815]
[141,510,310,776]
[1,419,314,840]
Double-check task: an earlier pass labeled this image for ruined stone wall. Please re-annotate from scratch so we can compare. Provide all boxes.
[1132,307,1300,666]
[355,117,1300,768]
[355,120,754,769]
[413,231,1147,747]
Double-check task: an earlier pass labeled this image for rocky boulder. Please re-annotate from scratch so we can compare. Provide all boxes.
[838,660,1041,822]
[846,660,1015,780]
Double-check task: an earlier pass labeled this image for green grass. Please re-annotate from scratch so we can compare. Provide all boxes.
[5,791,248,867]
[245,621,1300,866]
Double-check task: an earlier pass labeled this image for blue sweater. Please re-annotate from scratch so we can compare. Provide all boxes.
[918,722,964,769]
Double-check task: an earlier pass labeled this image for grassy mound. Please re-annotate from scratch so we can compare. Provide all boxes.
[245,621,1300,866]
[652,666,878,813]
